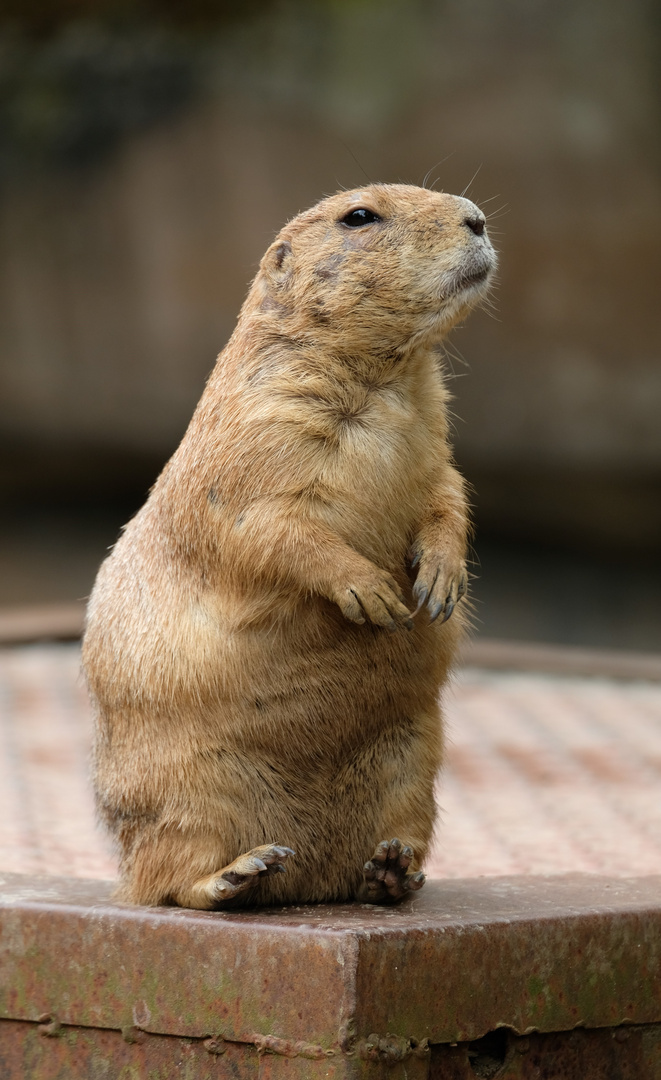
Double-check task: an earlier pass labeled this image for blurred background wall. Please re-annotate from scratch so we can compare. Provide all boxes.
[1,0,660,648]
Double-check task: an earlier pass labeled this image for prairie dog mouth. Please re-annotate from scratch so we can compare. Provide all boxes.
[454,265,491,291]
[434,256,495,314]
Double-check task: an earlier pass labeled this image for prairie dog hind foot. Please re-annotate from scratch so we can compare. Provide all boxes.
[173,844,295,910]
[359,838,425,903]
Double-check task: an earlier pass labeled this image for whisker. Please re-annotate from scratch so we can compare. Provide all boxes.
[340,141,373,185]
[486,204,510,220]
[421,152,455,189]
[477,298,502,322]
[460,163,483,199]
[438,339,470,375]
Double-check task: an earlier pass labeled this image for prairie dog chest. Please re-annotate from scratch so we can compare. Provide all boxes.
[328,386,427,485]
[292,367,445,543]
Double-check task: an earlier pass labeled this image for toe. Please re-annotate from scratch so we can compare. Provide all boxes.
[428,598,445,622]
[212,877,238,901]
[441,598,455,623]
[387,838,403,863]
[233,853,268,877]
[399,845,413,870]
[260,845,295,864]
[372,841,390,867]
[261,846,295,876]
[406,871,426,892]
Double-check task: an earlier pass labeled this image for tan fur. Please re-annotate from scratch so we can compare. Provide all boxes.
[82,184,496,908]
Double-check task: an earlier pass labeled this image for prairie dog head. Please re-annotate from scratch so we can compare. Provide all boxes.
[253,183,497,353]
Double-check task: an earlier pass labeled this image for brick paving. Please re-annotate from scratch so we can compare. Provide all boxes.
[1,643,660,883]
[429,669,661,878]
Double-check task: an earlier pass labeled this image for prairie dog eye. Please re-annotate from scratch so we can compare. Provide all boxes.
[340,208,382,227]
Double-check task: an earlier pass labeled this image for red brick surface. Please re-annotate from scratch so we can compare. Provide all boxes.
[1,644,660,882]
[429,669,661,878]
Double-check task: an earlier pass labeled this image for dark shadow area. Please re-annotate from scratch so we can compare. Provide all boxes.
[470,536,661,652]
[466,1028,510,1078]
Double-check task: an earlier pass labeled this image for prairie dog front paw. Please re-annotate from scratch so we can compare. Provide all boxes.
[410,549,467,624]
[329,564,413,630]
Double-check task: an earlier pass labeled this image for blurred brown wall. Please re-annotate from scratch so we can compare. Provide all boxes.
[1,0,660,548]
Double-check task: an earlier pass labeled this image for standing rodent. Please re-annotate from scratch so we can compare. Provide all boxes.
[82,183,496,909]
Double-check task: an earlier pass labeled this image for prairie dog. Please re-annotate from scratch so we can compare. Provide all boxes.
[82,184,496,908]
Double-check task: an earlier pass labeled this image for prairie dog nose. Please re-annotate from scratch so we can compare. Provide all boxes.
[464,213,486,237]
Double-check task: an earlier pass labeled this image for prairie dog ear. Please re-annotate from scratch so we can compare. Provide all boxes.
[263,239,293,284]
